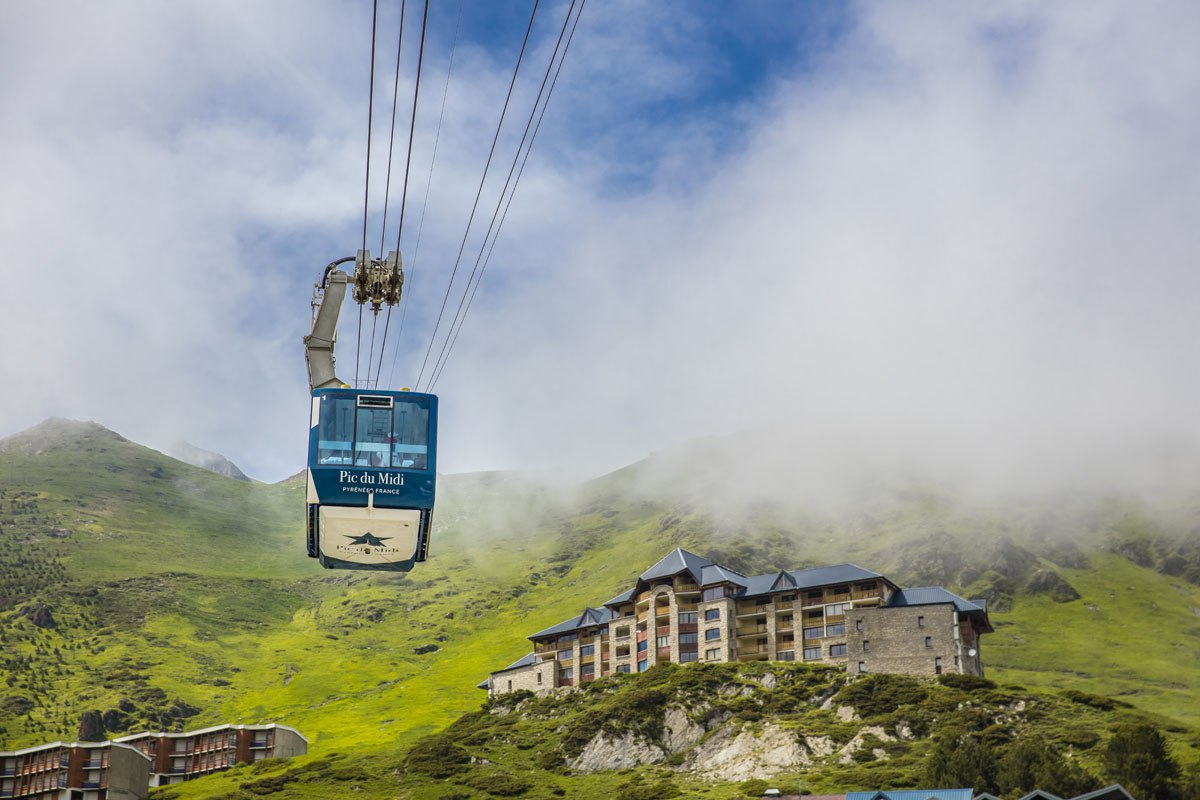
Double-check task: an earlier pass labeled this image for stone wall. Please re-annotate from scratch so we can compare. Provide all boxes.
[845,603,965,676]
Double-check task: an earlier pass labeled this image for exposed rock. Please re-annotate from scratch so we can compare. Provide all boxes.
[78,710,105,741]
[1026,569,1081,603]
[101,709,128,733]
[413,644,440,655]
[689,723,809,781]
[568,731,665,771]
[835,705,859,722]
[804,735,835,756]
[118,699,138,713]
[163,440,251,481]
[662,706,705,752]
[755,672,777,690]
[19,603,56,629]
[837,725,895,764]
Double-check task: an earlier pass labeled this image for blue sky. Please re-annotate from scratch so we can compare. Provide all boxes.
[4,1,1200,492]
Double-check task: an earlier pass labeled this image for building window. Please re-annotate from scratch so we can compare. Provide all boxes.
[780,614,793,624]
[679,632,698,644]
[925,637,932,648]
[918,615,925,627]
[580,644,595,657]
[862,640,869,652]
[678,612,697,624]
[616,664,631,673]
[637,640,648,652]
[781,594,795,602]
[805,609,823,620]
[705,628,721,641]
[858,662,867,673]
[705,648,720,660]
[558,649,573,660]
[803,626,824,639]
[826,623,846,636]
[935,657,943,675]
[856,619,863,631]
[614,625,630,638]
[704,608,720,621]
[859,582,876,591]
[781,633,794,643]
[558,667,574,680]
[679,651,698,663]
[702,586,727,601]
[637,659,648,672]
[806,590,823,601]
[803,647,821,660]
[826,603,846,616]
[776,651,795,661]
[755,596,771,606]
[954,655,959,666]
[558,632,577,643]
[832,585,849,595]
[829,644,848,657]
[537,673,542,684]
[507,680,512,691]
[581,663,595,677]
[656,636,670,647]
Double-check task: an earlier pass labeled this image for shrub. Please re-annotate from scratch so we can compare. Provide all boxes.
[739,778,769,796]
[405,734,471,778]
[615,778,681,800]
[937,673,996,692]
[460,771,531,797]
[836,674,928,718]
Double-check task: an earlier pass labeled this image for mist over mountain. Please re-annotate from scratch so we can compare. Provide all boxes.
[160,440,252,482]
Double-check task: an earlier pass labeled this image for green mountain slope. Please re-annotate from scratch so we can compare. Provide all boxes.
[0,419,1198,797]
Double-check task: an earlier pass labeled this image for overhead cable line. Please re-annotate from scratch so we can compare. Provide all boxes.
[387,0,465,390]
[374,0,431,389]
[414,0,542,390]
[377,0,407,257]
[427,0,586,391]
[357,0,381,390]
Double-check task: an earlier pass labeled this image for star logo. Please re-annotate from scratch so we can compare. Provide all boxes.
[345,532,392,547]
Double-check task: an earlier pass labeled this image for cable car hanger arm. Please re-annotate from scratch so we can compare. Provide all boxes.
[303,250,403,391]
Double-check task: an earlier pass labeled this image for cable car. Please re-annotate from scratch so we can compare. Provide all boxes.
[306,387,437,570]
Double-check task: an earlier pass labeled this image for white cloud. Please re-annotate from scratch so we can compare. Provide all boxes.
[2,1,1199,494]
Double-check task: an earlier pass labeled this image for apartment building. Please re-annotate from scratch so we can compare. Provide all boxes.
[480,548,992,697]
[0,740,149,800]
[113,724,306,787]
[0,724,306,799]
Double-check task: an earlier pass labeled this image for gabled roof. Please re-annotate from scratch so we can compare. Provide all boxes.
[700,563,747,587]
[770,571,798,591]
[847,789,974,800]
[1017,791,1064,800]
[639,548,712,583]
[479,651,539,688]
[973,794,1003,800]
[888,587,986,614]
[1069,785,1135,800]
[603,586,636,607]
[528,607,612,640]
[736,563,882,598]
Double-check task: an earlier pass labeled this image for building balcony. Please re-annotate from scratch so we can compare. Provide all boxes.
[675,583,700,593]
[675,602,699,612]
[735,626,768,637]
[736,647,769,659]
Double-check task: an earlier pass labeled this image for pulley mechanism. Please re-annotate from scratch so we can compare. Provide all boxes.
[352,249,403,314]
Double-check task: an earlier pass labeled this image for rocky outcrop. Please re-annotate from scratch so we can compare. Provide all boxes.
[568,731,666,771]
[688,723,809,781]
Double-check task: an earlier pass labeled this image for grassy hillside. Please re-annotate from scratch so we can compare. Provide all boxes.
[0,418,1198,797]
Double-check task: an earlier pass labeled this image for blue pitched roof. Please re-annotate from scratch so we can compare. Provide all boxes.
[603,586,636,606]
[640,548,712,583]
[479,651,537,687]
[1069,785,1134,800]
[528,607,612,640]
[1016,791,1063,800]
[700,563,747,587]
[736,563,882,598]
[847,790,974,800]
[888,587,986,614]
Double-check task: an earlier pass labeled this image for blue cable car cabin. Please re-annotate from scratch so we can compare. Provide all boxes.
[306,388,438,571]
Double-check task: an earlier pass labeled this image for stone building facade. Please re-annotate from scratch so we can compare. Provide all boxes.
[480,549,992,697]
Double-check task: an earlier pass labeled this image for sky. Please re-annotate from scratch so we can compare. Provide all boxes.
[3,1,1200,489]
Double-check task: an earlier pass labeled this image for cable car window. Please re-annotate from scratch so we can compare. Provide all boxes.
[355,407,392,466]
[317,396,356,464]
[390,399,429,469]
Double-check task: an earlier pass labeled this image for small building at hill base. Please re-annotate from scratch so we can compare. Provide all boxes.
[480,548,992,697]
[0,723,306,799]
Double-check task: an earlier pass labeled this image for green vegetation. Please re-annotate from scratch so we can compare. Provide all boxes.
[1,418,1199,798]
